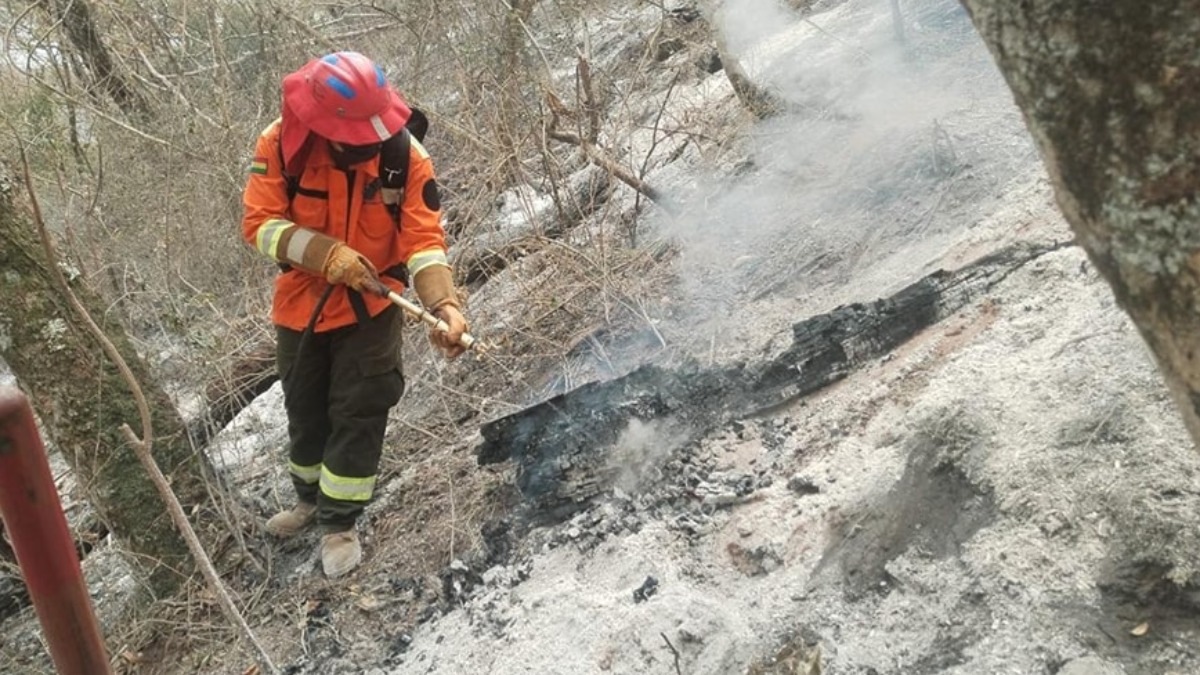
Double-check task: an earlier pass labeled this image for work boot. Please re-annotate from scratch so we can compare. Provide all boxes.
[321,529,362,578]
[264,501,317,537]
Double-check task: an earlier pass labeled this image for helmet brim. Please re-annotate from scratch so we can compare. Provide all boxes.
[282,66,412,145]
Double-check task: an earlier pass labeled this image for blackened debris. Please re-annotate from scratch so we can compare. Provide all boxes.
[634,575,660,603]
[788,475,821,496]
[477,243,1064,520]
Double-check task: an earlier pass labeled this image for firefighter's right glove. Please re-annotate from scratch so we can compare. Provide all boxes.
[322,243,378,293]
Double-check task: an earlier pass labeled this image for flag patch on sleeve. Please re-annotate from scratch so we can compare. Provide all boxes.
[250,156,268,174]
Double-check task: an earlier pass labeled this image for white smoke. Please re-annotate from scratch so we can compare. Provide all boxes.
[609,418,677,495]
[660,0,1036,330]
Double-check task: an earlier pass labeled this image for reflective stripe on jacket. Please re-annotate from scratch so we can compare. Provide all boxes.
[241,120,450,332]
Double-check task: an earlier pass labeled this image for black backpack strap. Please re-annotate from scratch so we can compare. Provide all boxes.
[276,135,299,203]
[347,288,372,326]
[379,129,411,191]
[378,129,411,225]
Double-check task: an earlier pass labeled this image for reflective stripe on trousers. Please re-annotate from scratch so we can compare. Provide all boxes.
[276,304,404,528]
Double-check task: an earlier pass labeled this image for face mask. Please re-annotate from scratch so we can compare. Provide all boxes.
[330,141,381,170]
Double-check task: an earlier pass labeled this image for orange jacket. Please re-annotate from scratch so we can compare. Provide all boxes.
[242,120,449,332]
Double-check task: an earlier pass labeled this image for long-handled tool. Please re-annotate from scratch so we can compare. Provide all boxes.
[366,280,483,353]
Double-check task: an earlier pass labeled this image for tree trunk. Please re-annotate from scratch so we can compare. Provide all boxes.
[0,169,211,597]
[959,1,1200,448]
[707,3,785,119]
[38,0,147,116]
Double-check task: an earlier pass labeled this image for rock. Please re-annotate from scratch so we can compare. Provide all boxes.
[727,543,784,577]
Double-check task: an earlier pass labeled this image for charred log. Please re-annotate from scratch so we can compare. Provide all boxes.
[746,242,1065,412]
[478,363,737,519]
[477,242,1065,518]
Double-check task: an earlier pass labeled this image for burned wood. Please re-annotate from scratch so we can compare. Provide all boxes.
[745,242,1067,414]
[477,364,736,517]
[477,242,1067,517]
[634,576,660,603]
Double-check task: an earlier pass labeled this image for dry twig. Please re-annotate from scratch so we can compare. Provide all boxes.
[660,632,683,675]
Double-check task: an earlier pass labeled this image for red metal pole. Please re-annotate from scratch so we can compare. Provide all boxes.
[0,386,111,675]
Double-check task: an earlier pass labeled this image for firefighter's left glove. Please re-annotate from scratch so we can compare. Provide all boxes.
[323,243,378,293]
[430,304,469,359]
[412,263,467,358]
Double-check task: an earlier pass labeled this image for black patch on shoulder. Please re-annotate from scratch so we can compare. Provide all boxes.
[422,178,442,211]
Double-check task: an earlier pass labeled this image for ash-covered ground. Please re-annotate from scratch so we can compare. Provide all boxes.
[384,205,1200,674]
[380,2,1200,674]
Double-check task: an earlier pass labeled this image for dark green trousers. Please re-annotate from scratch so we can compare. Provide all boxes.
[276,305,404,530]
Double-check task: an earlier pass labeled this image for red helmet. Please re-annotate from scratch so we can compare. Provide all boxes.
[282,51,411,147]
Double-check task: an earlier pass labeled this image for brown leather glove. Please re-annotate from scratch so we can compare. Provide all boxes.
[429,304,469,359]
[323,243,378,292]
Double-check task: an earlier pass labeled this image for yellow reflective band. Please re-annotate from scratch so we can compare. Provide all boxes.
[412,138,430,160]
[319,467,376,502]
[407,248,449,278]
[256,219,293,260]
[288,461,321,484]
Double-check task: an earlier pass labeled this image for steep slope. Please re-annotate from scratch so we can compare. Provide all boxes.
[7,1,1198,673]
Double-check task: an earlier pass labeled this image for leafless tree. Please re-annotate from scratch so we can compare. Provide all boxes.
[36,0,148,116]
[0,163,220,599]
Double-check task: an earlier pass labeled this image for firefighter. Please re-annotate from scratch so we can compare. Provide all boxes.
[241,51,467,578]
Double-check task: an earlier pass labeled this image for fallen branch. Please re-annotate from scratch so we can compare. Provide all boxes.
[545,61,675,212]
[546,125,672,211]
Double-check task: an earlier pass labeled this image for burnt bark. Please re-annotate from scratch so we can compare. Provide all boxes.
[959,1,1200,447]
[0,169,212,597]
